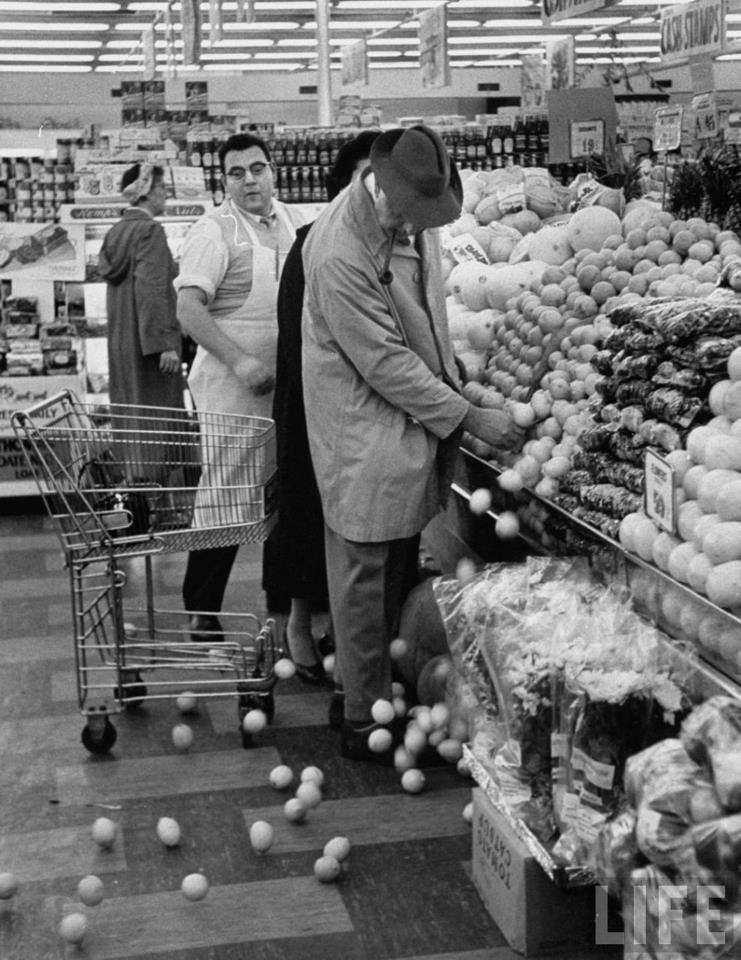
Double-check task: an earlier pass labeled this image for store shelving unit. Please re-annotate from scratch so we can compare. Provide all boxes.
[455,446,741,699]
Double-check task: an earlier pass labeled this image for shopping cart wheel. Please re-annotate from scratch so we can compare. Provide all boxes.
[115,670,147,709]
[239,691,275,724]
[81,716,117,755]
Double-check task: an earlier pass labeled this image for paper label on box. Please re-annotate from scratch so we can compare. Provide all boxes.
[447,233,489,265]
[495,182,526,214]
[574,803,607,843]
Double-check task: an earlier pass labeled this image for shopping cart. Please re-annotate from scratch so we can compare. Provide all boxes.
[12,390,284,755]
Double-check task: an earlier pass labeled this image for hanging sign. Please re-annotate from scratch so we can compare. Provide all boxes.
[653,105,683,151]
[521,53,546,111]
[659,0,726,65]
[726,110,741,145]
[645,449,676,535]
[692,91,720,139]
[545,37,575,90]
[570,119,605,157]
[341,39,369,87]
[542,0,614,26]
[689,54,715,94]
[418,5,451,89]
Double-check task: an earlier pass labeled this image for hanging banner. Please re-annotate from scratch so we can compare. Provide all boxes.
[418,5,451,89]
[692,91,720,140]
[341,39,369,87]
[163,1,177,79]
[521,53,546,112]
[181,0,201,66]
[545,37,575,90]
[141,24,156,81]
[659,0,725,65]
[235,0,245,21]
[542,0,614,26]
[209,0,223,44]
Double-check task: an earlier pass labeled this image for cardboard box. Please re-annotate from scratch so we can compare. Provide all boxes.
[471,787,602,956]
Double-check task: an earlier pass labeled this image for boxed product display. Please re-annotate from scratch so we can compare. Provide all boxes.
[471,786,600,955]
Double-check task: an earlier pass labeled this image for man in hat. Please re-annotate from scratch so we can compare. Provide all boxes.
[302,124,522,764]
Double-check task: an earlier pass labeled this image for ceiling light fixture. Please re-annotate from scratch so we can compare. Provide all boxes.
[0,38,101,47]
[0,21,109,31]
[0,63,92,70]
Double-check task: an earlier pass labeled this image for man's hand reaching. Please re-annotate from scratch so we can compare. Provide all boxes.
[462,404,526,452]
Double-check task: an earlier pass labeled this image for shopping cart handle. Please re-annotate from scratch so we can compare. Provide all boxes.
[10,389,81,425]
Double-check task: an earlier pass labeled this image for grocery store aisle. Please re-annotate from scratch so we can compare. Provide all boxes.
[0,503,616,960]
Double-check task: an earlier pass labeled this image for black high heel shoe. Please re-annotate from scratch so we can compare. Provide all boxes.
[283,630,330,686]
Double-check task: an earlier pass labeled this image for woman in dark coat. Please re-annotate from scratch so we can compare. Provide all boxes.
[262,131,380,681]
[98,162,183,409]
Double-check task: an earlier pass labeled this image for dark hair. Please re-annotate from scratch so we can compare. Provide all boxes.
[217,133,271,174]
[324,130,380,200]
[120,162,164,199]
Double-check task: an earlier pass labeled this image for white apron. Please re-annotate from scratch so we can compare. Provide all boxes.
[188,205,296,529]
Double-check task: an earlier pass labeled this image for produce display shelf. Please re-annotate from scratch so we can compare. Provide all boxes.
[457,446,741,695]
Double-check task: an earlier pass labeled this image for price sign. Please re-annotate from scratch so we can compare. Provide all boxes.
[726,110,741,146]
[654,105,683,152]
[644,448,676,534]
[569,119,605,158]
[692,92,720,140]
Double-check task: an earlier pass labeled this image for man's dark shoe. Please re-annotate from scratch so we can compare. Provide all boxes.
[188,613,224,643]
[340,720,399,766]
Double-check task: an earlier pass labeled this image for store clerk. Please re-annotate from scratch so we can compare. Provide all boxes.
[175,132,308,641]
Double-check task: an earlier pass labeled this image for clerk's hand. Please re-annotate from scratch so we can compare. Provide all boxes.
[159,349,181,375]
[233,355,276,396]
[462,405,526,452]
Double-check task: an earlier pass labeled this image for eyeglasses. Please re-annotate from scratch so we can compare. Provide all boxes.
[225,162,271,181]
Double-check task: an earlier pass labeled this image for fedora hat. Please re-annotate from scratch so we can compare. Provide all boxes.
[370,124,462,230]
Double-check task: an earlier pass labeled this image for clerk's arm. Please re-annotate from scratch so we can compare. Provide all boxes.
[176,286,273,393]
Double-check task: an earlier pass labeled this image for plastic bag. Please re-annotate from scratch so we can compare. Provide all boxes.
[681,697,741,811]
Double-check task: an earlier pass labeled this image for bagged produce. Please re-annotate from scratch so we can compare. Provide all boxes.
[680,697,741,810]
[691,814,741,903]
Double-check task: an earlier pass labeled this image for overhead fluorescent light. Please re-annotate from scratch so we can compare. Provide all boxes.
[278,38,318,46]
[450,0,537,8]
[336,0,439,6]
[116,19,299,30]
[0,52,95,61]
[368,49,402,56]
[557,16,629,24]
[446,47,520,55]
[302,19,410,29]
[367,37,418,44]
[0,63,92,70]
[611,31,660,38]
[368,60,419,67]
[0,20,109,30]
[472,58,521,65]
[0,1,119,7]
[0,38,101,47]
[254,51,313,58]
[453,33,569,42]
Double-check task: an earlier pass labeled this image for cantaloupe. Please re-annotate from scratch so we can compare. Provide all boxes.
[683,465,708,500]
[527,225,573,266]
[728,346,741,381]
[716,481,741,521]
[707,560,741,608]
[697,469,741,513]
[484,270,529,311]
[459,265,497,312]
[619,512,644,553]
[702,522,741,565]
[688,553,714,595]
[664,449,692,487]
[723,382,741,421]
[709,381,732,417]
[686,426,715,465]
[633,515,660,561]
[652,531,681,571]
[703,436,741,472]
[692,512,722,547]
[567,207,622,253]
[676,500,705,542]
[667,542,699,584]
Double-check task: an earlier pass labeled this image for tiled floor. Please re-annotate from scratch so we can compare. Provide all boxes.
[0,500,620,960]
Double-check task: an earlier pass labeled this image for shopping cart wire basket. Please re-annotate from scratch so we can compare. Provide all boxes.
[12,390,283,754]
